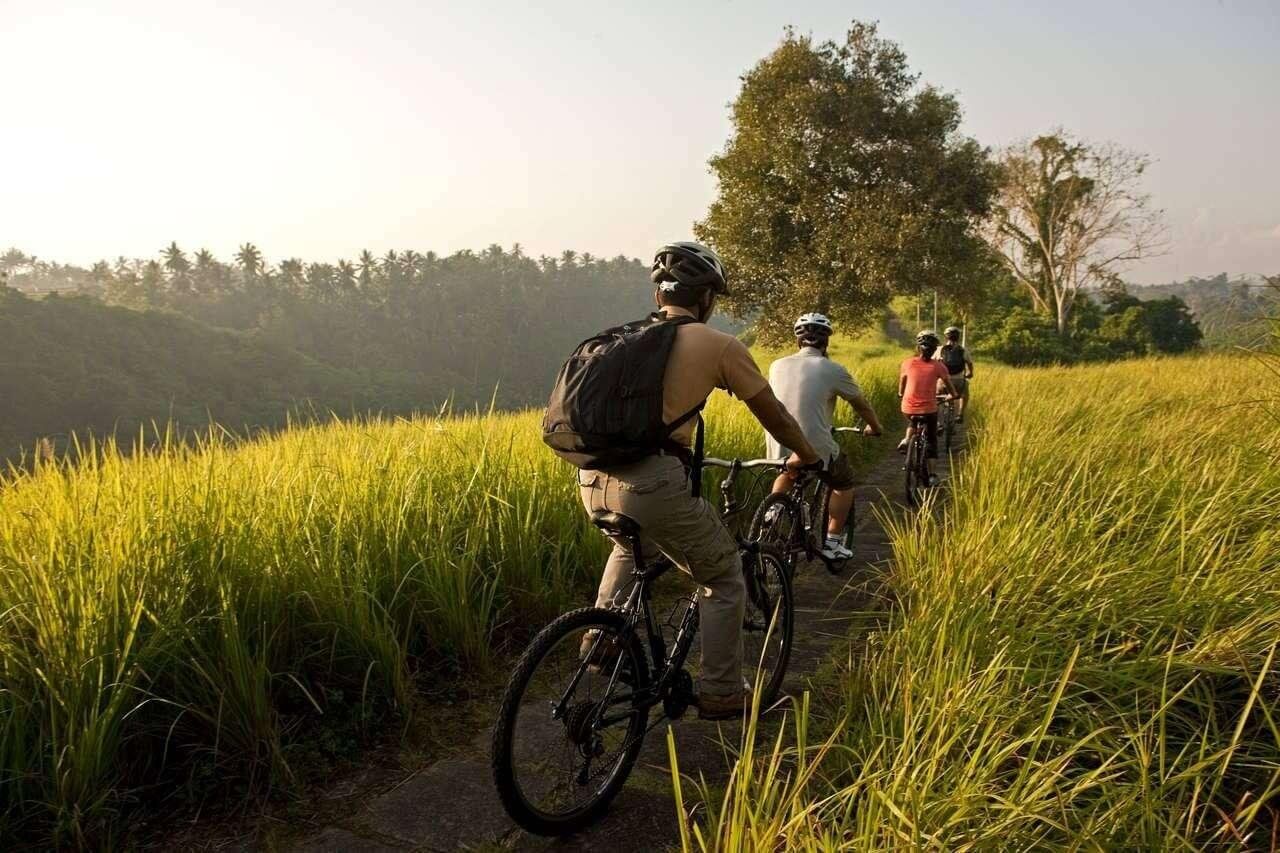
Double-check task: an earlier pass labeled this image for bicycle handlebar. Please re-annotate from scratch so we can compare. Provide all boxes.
[702,457,787,470]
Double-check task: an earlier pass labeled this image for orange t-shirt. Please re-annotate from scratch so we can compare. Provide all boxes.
[900,357,949,415]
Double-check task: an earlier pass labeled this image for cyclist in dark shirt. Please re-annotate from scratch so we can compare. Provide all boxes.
[936,327,974,422]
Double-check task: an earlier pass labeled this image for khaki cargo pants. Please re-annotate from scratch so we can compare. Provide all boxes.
[578,453,745,697]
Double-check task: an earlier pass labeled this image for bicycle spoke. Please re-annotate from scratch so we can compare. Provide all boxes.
[741,546,793,706]
[502,619,645,823]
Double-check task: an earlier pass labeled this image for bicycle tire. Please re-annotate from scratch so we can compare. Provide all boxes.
[491,607,651,836]
[804,478,829,555]
[943,405,954,454]
[747,493,803,577]
[905,439,921,508]
[742,543,795,707]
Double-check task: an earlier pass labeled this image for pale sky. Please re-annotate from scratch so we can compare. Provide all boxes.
[2,0,1277,283]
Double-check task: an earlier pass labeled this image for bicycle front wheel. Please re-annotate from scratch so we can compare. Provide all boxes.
[742,543,794,708]
[748,493,803,577]
[491,607,651,836]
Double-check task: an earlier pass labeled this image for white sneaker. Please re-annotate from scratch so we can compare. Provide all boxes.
[763,504,783,525]
[821,537,853,561]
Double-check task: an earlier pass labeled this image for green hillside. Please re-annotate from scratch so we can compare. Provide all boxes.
[0,289,430,460]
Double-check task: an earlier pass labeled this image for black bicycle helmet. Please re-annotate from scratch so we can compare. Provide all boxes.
[944,326,961,339]
[651,241,729,295]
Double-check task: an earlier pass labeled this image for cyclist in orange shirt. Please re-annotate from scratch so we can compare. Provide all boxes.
[897,330,959,484]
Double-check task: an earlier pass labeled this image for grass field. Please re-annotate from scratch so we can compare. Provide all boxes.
[688,352,1280,848]
[0,330,902,846]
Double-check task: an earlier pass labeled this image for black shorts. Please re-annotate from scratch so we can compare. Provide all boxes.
[910,412,939,459]
[825,451,856,490]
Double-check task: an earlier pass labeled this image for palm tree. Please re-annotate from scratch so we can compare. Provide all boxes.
[236,243,264,278]
[0,248,30,275]
[162,242,192,295]
[277,258,304,296]
[305,262,337,302]
[162,242,190,275]
[356,249,377,293]
[336,260,358,297]
[141,260,165,305]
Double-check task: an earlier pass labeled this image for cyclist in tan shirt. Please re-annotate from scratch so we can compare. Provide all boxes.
[578,241,820,720]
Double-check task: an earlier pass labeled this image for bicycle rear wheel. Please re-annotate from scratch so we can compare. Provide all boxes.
[491,607,651,836]
[747,493,803,577]
[905,440,921,508]
[741,543,794,708]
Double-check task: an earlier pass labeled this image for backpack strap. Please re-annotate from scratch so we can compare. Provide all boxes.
[690,414,705,499]
[652,311,705,497]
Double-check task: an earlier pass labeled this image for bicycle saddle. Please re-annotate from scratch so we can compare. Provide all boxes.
[590,510,641,539]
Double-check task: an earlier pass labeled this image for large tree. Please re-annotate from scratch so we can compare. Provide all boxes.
[983,132,1166,336]
[696,22,995,342]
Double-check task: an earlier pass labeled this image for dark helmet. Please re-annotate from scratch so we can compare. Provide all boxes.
[651,241,729,295]
[916,329,941,347]
[944,326,961,340]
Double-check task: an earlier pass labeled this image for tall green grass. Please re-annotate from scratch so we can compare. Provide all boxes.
[0,333,902,846]
[682,352,1279,848]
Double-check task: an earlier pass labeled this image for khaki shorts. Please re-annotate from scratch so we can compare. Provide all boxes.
[942,374,969,396]
[826,451,856,491]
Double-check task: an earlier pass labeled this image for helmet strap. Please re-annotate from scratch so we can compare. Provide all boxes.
[695,291,714,323]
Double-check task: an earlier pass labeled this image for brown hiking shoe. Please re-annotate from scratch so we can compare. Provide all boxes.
[580,633,634,683]
[697,686,753,721]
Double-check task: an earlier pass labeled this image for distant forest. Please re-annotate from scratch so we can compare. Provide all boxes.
[1130,273,1277,348]
[0,244,706,460]
[1,245,1271,461]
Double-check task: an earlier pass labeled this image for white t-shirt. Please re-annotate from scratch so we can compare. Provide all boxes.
[765,347,863,460]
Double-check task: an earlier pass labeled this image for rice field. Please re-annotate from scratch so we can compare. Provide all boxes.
[0,334,901,847]
[684,352,1280,849]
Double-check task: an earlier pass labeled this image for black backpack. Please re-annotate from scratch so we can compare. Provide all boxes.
[542,313,703,471]
[940,343,967,374]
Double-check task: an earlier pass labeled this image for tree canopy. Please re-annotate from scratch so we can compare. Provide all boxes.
[983,132,1166,336]
[0,245,694,460]
[696,21,995,343]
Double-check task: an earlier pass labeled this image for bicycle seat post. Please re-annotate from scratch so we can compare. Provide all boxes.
[589,510,647,576]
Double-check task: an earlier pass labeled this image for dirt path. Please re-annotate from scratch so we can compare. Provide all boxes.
[292,436,955,852]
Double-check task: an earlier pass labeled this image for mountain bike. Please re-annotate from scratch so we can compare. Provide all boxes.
[743,427,869,577]
[939,395,957,454]
[490,474,795,835]
[904,400,948,507]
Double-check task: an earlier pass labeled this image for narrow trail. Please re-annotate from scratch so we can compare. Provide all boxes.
[294,432,958,852]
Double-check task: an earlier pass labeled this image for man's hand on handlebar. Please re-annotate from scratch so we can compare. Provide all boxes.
[863,423,882,437]
[784,451,822,479]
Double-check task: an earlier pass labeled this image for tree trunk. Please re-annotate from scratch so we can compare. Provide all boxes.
[1055,292,1071,336]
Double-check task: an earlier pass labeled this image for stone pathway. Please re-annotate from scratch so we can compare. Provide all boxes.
[293,434,957,852]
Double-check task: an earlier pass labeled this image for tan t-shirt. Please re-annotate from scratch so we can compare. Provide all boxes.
[659,307,770,446]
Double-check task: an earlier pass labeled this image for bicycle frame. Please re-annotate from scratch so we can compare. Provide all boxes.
[564,460,799,730]
[709,427,866,569]
[563,554,698,728]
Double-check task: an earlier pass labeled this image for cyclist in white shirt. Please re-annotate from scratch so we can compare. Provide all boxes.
[765,313,883,560]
